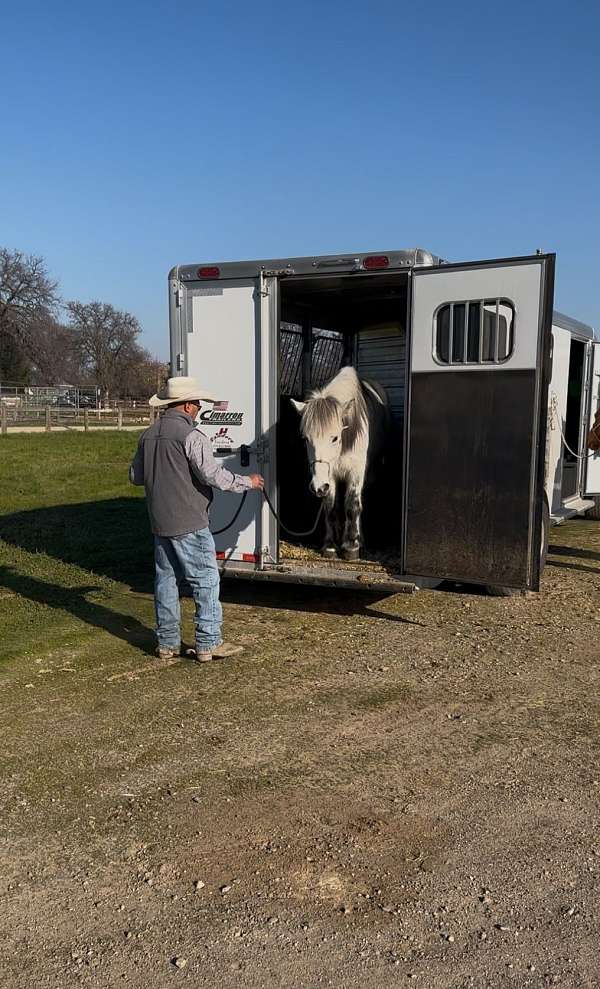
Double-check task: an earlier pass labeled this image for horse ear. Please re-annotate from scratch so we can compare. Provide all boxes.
[290,398,306,414]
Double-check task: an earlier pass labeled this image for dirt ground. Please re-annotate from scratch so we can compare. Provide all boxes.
[1,520,599,989]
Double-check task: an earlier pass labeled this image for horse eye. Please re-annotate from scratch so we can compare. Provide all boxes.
[332,435,339,443]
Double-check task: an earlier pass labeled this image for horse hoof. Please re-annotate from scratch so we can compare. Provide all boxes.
[321,546,338,559]
[341,546,360,561]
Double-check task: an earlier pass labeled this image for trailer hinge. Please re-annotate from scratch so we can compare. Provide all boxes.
[256,546,270,570]
[262,267,294,278]
[175,286,183,307]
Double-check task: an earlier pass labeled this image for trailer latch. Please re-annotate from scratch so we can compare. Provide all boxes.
[240,444,250,467]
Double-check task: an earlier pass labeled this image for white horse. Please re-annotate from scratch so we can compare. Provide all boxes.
[291,366,388,560]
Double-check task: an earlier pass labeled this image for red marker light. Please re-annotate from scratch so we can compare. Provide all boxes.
[216,551,226,560]
[363,255,389,269]
[242,553,258,563]
[197,266,220,278]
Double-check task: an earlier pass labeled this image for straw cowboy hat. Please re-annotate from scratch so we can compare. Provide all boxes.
[149,376,216,407]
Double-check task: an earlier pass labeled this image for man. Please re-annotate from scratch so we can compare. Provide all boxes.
[130,376,264,662]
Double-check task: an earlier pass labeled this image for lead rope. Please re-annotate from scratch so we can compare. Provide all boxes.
[210,491,248,535]
[262,488,324,537]
[551,394,597,461]
[210,489,324,538]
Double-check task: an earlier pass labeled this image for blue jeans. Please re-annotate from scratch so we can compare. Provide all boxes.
[154,527,222,652]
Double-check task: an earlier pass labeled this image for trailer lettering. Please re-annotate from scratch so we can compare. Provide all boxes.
[200,409,244,426]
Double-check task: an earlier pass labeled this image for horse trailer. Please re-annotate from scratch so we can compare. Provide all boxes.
[167,249,599,595]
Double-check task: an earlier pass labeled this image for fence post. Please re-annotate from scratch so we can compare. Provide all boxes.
[84,408,89,432]
[118,408,123,431]
[45,405,51,432]
[1,404,7,436]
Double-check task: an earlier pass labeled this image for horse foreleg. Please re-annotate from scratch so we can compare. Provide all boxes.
[321,488,338,558]
[341,480,362,561]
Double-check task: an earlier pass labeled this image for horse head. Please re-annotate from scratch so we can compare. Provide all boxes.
[290,394,354,498]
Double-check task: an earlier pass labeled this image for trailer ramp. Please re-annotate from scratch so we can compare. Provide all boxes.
[219,560,416,594]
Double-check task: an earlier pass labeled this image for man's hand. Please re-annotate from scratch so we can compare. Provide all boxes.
[249,474,265,490]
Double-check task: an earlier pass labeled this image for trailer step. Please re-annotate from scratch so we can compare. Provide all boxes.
[219,562,416,594]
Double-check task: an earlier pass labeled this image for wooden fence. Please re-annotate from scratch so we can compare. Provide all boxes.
[0,404,157,435]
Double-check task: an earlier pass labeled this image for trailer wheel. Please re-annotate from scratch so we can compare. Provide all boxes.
[486,498,549,597]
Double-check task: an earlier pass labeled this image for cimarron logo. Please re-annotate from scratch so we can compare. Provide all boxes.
[200,409,243,426]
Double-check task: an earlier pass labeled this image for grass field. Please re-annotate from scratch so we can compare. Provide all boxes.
[0,431,153,662]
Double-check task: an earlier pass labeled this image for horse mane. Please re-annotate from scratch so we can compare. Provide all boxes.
[301,367,367,454]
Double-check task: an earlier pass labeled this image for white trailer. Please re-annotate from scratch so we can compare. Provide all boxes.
[167,249,599,595]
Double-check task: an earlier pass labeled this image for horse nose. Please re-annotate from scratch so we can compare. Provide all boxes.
[315,482,330,498]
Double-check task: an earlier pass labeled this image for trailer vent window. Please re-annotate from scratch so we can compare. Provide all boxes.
[280,322,304,396]
[311,329,345,390]
[435,299,514,365]
[279,324,344,396]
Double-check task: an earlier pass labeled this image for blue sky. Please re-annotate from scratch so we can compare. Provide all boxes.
[2,0,599,358]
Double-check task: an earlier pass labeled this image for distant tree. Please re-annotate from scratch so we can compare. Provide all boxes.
[117,352,169,402]
[67,301,141,401]
[27,316,81,386]
[0,252,163,396]
[0,248,59,343]
[0,331,30,384]
[0,248,60,383]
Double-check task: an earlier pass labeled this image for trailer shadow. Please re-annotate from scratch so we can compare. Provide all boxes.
[0,497,155,593]
[0,565,154,655]
[549,544,600,563]
[546,559,600,577]
[0,498,425,627]
[220,580,429,626]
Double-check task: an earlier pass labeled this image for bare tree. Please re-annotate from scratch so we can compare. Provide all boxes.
[0,248,59,342]
[27,316,80,386]
[117,351,169,401]
[0,330,30,384]
[0,251,163,396]
[67,301,141,401]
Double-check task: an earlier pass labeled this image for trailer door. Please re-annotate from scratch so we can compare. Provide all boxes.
[184,275,277,564]
[404,255,555,590]
[584,340,600,495]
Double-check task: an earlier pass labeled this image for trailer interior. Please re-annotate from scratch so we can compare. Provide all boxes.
[277,270,410,565]
[561,337,586,500]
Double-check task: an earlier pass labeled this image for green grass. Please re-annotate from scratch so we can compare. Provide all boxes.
[0,431,144,513]
[0,431,156,662]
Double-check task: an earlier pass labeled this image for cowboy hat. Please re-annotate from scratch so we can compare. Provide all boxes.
[149,376,216,407]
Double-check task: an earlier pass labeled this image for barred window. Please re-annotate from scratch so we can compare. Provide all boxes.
[435,299,514,365]
[279,324,344,396]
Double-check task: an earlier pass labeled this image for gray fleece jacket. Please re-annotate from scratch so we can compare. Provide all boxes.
[129,408,251,537]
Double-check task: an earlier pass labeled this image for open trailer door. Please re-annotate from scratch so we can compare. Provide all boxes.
[184,273,278,566]
[584,339,600,496]
[404,254,555,590]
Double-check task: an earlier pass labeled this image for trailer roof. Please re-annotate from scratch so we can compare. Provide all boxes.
[553,310,596,339]
[170,248,439,282]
